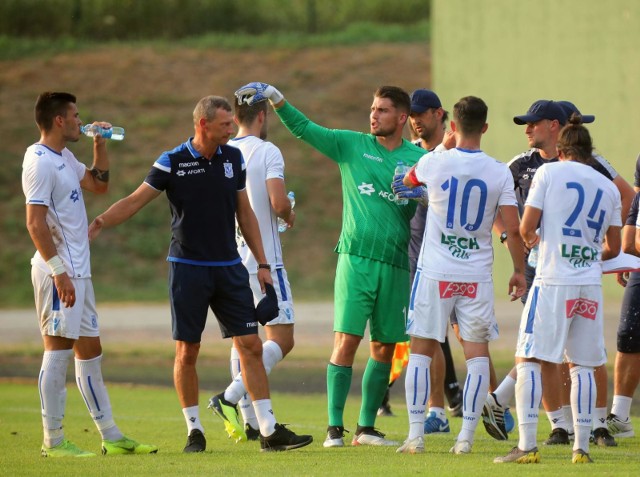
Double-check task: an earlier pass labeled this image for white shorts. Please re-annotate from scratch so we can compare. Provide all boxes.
[516,280,606,366]
[407,274,498,343]
[249,268,294,325]
[31,264,99,339]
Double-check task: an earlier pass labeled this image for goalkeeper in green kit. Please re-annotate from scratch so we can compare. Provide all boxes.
[235,82,425,447]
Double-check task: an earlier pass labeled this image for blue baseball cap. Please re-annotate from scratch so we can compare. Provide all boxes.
[256,283,279,326]
[513,100,567,126]
[410,89,442,113]
[557,101,595,123]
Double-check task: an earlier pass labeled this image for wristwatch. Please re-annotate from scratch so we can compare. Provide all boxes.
[257,263,271,270]
[499,231,508,244]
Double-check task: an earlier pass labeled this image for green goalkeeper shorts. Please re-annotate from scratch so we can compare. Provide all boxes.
[333,253,409,343]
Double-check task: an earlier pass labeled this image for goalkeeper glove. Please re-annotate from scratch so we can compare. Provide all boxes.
[234,82,284,106]
[392,175,428,205]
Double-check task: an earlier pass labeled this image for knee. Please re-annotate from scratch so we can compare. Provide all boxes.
[175,341,200,367]
[235,335,263,360]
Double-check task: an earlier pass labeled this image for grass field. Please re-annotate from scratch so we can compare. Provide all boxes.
[1,381,638,476]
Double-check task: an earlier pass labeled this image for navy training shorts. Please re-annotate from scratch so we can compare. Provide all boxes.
[169,261,258,342]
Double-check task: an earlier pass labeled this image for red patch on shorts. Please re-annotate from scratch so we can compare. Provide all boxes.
[565,298,598,320]
[439,281,477,299]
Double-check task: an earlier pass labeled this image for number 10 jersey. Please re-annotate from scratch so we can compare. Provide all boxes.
[413,148,516,283]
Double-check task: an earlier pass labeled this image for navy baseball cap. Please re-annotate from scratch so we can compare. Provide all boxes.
[256,283,279,326]
[513,100,567,126]
[410,89,442,113]
[557,101,595,123]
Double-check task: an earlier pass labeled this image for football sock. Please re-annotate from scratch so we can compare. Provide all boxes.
[405,354,431,439]
[40,349,72,448]
[358,358,392,427]
[253,399,276,436]
[457,357,489,443]
[563,405,574,434]
[224,340,284,404]
[75,354,122,441]
[570,366,595,452]
[493,373,517,407]
[593,406,607,430]
[516,361,542,451]
[183,405,204,435]
[229,347,259,430]
[611,395,632,421]
[327,363,352,427]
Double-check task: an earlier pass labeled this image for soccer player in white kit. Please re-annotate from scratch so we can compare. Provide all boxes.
[22,92,157,457]
[209,98,296,442]
[494,115,621,464]
[397,96,527,455]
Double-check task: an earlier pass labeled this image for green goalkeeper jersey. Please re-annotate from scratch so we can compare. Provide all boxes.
[276,102,424,269]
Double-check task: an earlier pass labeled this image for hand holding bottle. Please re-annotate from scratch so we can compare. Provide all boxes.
[82,122,125,141]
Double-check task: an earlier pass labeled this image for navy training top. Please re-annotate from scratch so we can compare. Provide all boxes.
[144,138,246,266]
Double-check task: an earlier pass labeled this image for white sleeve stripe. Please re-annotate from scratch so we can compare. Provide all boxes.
[153,161,171,173]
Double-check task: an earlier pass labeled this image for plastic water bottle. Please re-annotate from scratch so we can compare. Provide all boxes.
[82,124,125,141]
[394,161,409,205]
[527,229,541,267]
[277,191,295,233]
[527,245,539,268]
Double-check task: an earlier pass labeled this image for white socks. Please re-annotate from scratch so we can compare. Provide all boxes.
[570,366,595,452]
[224,341,283,404]
[230,347,259,430]
[39,350,72,448]
[516,362,542,451]
[493,374,517,408]
[182,405,204,435]
[611,395,633,421]
[457,357,490,444]
[405,354,431,440]
[253,399,277,436]
[75,355,122,441]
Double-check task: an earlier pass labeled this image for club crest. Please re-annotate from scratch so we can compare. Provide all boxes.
[224,162,234,178]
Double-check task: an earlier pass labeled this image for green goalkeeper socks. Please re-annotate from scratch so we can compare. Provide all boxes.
[327,363,353,427]
[358,358,392,427]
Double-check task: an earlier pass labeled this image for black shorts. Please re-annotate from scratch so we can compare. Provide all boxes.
[169,261,258,342]
[618,271,640,353]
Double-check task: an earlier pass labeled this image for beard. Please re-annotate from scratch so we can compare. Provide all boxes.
[371,124,395,137]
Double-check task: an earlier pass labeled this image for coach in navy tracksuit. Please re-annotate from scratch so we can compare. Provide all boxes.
[89,95,312,453]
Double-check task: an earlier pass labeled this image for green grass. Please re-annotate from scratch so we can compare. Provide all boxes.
[1,381,639,476]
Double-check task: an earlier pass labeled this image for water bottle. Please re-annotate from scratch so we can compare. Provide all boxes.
[527,228,541,267]
[81,124,125,141]
[394,161,409,205]
[527,245,539,268]
[277,191,295,233]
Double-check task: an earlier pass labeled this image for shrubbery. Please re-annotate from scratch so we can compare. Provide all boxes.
[0,0,429,40]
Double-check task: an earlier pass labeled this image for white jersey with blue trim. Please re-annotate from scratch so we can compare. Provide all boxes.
[414,147,516,282]
[526,161,621,285]
[22,143,91,277]
[230,135,286,271]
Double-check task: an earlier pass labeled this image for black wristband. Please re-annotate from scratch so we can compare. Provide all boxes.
[499,231,508,244]
[257,263,271,270]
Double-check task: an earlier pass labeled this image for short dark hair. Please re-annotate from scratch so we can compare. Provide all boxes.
[453,96,487,135]
[235,99,267,126]
[35,92,76,131]
[374,86,411,114]
[193,95,232,124]
[557,113,594,164]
